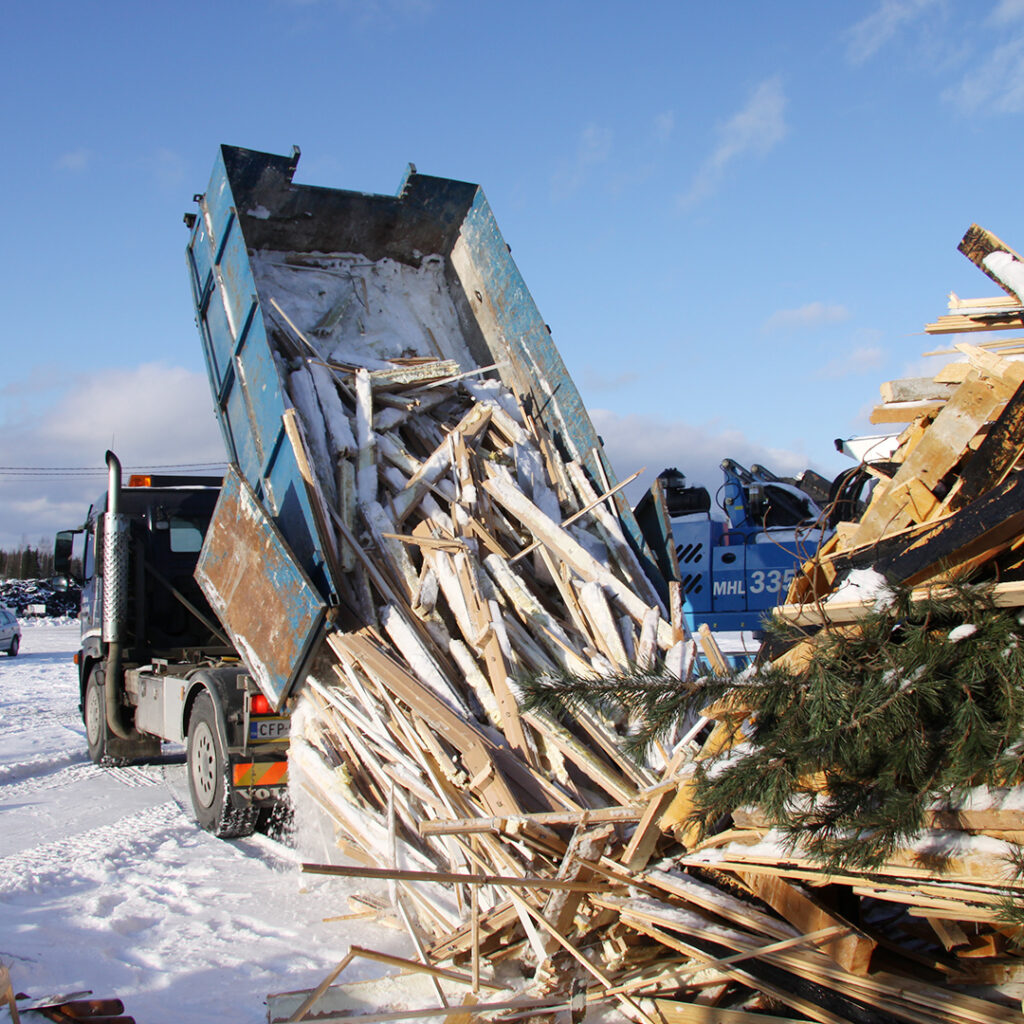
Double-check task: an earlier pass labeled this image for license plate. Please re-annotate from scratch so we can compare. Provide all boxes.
[250,717,289,741]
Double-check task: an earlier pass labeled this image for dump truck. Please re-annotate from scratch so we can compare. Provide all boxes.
[59,143,658,838]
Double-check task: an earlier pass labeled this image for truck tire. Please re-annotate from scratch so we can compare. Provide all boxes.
[186,692,256,839]
[84,666,117,765]
[83,665,160,766]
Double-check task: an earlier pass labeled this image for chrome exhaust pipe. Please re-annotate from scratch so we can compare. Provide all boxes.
[103,450,131,739]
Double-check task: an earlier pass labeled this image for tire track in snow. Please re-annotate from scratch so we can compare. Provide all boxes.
[0,801,186,897]
[1,756,165,800]
[0,749,92,788]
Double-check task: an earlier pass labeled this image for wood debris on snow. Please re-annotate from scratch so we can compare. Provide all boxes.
[262,237,1024,1024]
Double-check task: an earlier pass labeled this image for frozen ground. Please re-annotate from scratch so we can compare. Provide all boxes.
[0,621,404,1023]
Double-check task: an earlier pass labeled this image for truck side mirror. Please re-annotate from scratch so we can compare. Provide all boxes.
[54,530,80,582]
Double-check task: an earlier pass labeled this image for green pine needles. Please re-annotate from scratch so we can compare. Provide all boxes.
[520,584,1024,874]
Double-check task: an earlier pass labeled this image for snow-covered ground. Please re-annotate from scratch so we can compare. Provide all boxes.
[0,622,403,1023]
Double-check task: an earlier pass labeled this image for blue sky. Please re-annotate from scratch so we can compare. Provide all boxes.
[2,0,1024,549]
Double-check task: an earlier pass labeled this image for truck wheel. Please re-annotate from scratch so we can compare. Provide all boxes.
[186,692,256,839]
[84,666,114,765]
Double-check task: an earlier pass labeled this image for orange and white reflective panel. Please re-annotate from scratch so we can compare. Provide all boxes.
[232,761,288,787]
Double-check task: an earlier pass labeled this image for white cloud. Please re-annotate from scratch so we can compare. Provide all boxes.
[762,302,851,333]
[945,34,1024,113]
[844,0,942,64]
[552,123,613,199]
[591,408,820,508]
[816,345,885,380]
[142,147,188,190]
[0,364,225,549]
[678,77,787,209]
[55,148,93,172]
[653,111,675,143]
[989,0,1024,25]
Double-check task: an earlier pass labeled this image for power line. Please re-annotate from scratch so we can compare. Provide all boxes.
[0,462,228,478]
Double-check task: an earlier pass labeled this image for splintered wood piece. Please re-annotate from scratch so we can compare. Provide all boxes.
[954,340,1024,392]
[622,787,678,871]
[287,949,357,1021]
[328,632,523,818]
[849,374,1006,548]
[958,375,1024,503]
[393,403,492,523]
[577,581,630,667]
[508,893,656,1024]
[697,625,729,676]
[736,872,876,976]
[536,823,615,966]
[959,223,1024,302]
[282,408,345,587]
[482,471,676,650]
[925,916,970,951]
[451,552,533,763]
[563,460,664,609]
[507,465,642,566]
[880,378,955,404]
[355,368,377,507]
[607,906,857,1024]
[869,400,947,424]
[418,805,641,837]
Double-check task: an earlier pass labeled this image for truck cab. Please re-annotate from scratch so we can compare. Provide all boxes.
[56,452,289,837]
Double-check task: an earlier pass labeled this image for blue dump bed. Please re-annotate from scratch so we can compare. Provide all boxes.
[186,146,651,705]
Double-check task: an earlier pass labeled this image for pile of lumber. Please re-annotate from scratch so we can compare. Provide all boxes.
[259,231,1024,1024]
[782,224,1024,627]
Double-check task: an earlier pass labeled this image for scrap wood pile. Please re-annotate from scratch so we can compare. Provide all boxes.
[260,237,1024,1024]
[657,223,1024,1024]
[782,223,1024,628]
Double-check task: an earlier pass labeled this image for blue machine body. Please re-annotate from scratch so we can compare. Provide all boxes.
[657,460,829,635]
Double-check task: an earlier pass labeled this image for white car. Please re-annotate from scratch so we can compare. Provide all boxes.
[0,607,20,656]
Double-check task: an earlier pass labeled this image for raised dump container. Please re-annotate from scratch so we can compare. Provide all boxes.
[185,145,649,706]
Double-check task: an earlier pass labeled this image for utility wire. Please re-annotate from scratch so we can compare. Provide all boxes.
[0,462,227,478]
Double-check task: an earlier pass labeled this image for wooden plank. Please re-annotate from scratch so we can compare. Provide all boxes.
[418,805,642,837]
[506,466,642,566]
[0,967,20,1024]
[451,552,532,762]
[482,470,677,650]
[925,313,1024,335]
[958,377,1024,504]
[649,1003,822,1024]
[609,909,859,1024]
[870,400,946,424]
[697,624,729,676]
[537,823,614,964]
[622,787,678,871]
[328,632,528,817]
[880,378,955,404]
[737,872,876,976]
[958,223,1024,302]
[302,862,600,891]
[848,374,1007,547]
[393,403,492,523]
